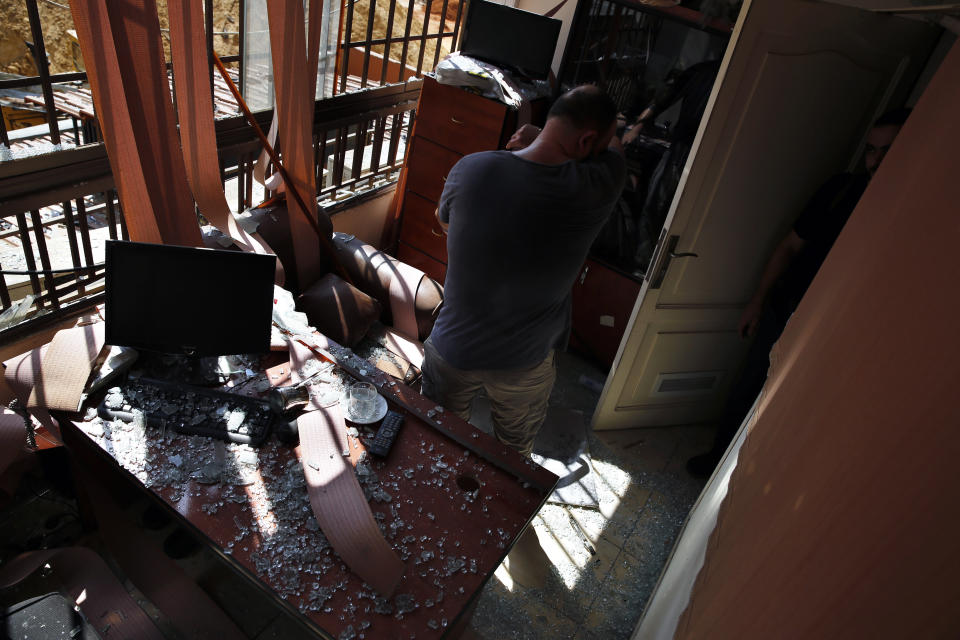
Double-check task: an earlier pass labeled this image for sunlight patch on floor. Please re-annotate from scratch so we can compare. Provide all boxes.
[590,457,634,517]
[515,455,634,590]
[493,560,515,591]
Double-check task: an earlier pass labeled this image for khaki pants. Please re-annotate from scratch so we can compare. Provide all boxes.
[421,338,557,457]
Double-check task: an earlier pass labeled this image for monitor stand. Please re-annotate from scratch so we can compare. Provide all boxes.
[133,352,249,387]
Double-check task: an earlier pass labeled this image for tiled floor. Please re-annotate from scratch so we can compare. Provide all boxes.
[0,352,711,640]
[465,351,710,640]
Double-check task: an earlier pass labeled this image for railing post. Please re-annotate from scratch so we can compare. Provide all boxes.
[25,0,61,146]
[380,0,397,87]
[360,0,377,88]
[397,0,415,84]
[206,0,216,104]
[0,272,11,310]
[431,0,450,71]
[29,209,57,310]
[339,0,356,94]
[415,0,433,77]
[15,211,43,302]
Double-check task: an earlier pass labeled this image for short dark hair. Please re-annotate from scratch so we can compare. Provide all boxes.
[547,85,617,133]
[874,107,911,128]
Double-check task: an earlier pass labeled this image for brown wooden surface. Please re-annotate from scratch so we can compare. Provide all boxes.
[570,258,643,368]
[404,137,464,204]
[396,242,448,285]
[398,191,449,263]
[414,78,508,156]
[72,460,249,640]
[675,40,960,640]
[65,341,554,639]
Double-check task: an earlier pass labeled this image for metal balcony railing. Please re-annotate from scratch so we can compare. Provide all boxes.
[0,82,421,343]
[0,0,465,340]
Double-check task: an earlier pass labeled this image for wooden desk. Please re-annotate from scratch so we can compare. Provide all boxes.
[61,338,556,639]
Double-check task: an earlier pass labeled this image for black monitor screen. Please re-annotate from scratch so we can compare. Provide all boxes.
[105,240,276,357]
[460,1,562,80]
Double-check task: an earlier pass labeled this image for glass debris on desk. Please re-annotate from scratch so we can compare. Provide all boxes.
[73,353,538,639]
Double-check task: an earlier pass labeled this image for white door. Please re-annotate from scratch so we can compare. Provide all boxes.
[592,0,938,430]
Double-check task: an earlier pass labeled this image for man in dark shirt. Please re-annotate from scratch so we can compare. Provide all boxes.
[686,108,911,478]
[421,85,626,456]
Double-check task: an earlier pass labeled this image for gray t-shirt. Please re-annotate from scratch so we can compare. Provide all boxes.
[430,149,626,370]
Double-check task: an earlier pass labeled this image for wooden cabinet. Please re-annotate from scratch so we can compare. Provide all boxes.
[413,80,511,155]
[396,242,447,283]
[393,76,516,284]
[570,258,643,369]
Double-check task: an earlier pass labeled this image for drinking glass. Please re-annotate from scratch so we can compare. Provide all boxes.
[348,382,377,419]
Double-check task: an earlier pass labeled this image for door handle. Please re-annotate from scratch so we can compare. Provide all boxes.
[649,235,697,289]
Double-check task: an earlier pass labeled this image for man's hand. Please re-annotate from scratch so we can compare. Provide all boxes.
[506,124,541,151]
[608,132,624,156]
[622,122,644,145]
[622,126,639,145]
[738,299,763,339]
[622,107,654,145]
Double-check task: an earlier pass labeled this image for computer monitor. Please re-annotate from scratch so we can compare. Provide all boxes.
[105,240,276,357]
[460,0,562,80]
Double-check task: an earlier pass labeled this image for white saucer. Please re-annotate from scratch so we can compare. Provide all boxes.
[341,391,388,424]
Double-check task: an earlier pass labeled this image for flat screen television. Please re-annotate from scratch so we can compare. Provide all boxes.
[460,0,562,80]
[105,240,276,357]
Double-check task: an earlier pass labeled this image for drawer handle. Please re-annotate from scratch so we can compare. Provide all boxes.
[450,116,464,125]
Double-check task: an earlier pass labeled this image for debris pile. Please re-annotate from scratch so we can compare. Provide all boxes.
[78,371,521,638]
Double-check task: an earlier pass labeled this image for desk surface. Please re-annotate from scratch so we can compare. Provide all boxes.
[65,339,556,639]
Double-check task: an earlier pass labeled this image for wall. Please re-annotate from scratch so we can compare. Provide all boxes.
[330,186,396,248]
[670,39,960,639]
[516,0,579,76]
[344,46,419,84]
[907,28,957,105]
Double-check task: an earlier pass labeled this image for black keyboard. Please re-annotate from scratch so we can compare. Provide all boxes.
[98,377,275,446]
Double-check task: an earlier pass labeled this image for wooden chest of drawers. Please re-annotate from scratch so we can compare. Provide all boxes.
[393,76,518,284]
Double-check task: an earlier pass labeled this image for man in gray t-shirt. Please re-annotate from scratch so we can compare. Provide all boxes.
[422,85,626,456]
